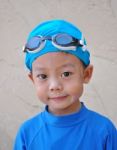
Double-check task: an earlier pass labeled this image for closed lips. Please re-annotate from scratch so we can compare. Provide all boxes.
[49,95,68,100]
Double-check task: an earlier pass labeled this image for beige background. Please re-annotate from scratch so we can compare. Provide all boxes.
[0,0,117,149]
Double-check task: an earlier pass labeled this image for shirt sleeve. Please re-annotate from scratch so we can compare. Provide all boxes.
[104,120,117,150]
[13,126,26,150]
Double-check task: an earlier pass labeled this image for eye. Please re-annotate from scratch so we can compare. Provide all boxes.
[61,72,72,78]
[37,74,47,80]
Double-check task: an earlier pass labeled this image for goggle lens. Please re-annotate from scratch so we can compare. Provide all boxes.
[26,36,41,50]
[55,34,73,46]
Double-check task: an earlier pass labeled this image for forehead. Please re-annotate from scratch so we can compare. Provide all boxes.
[32,52,83,70]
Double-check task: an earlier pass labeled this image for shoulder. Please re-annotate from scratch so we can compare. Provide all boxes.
[88,109,115,125]
[87,108,117,134]
[20,111,43,134]
[15,111,44,147]
[83,106,117,149]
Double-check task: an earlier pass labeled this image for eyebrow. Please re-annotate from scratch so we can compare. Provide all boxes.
[33,63,75,72]
[33,67,46,72]
[60,63,75,68]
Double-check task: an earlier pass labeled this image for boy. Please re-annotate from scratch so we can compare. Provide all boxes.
[13,20,117,150]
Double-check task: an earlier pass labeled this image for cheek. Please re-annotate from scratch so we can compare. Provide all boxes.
[68,80,83,91]
[72,95,80,102]
[67,80,84,98]
[34,83,47,100]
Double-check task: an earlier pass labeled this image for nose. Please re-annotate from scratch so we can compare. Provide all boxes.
[49,77,63,92]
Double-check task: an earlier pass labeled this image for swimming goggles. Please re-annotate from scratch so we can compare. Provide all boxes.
[23,33,85,53]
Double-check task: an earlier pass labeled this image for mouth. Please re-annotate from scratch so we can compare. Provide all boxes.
[49,95,69,101]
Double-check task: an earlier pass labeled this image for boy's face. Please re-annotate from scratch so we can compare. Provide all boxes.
[29,52,93,115]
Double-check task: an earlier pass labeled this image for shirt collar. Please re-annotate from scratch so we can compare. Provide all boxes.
[41,102,90,127]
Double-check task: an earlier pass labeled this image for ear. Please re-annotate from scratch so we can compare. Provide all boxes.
[28,72,34,83]
[83,65,93,84]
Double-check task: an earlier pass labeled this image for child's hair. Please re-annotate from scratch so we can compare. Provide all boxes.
[23,20,90,71]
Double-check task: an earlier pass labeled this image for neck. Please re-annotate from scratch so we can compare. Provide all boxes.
[48,100,81,116]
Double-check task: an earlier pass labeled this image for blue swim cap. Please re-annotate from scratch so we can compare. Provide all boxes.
[25,20,90,71]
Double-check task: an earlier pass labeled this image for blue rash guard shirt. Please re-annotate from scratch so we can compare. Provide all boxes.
[13,103,117,150]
